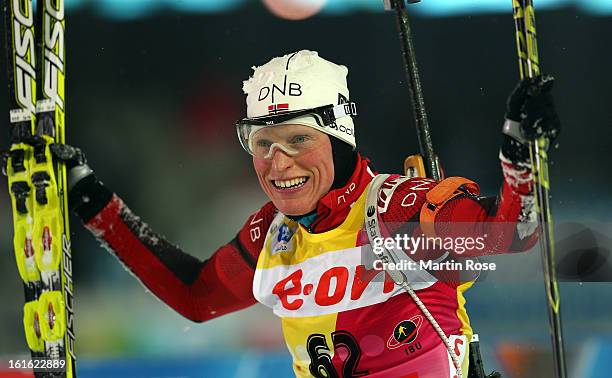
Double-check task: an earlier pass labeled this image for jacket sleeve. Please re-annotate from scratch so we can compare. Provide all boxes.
[379,153,538,258]
[429,152,539,255]
[71,176,276,322]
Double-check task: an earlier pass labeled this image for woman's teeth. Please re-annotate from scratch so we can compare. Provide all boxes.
[273,177,308,189]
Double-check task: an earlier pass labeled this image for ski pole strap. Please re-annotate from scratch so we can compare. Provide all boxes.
[364,174,463,378]
[67,164,94,191]
[365,174,407,285]
[420,177,480,238]
[364,174,438,285]
[502,119,529,144]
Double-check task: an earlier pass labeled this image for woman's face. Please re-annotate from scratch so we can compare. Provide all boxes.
[252,124,334,216]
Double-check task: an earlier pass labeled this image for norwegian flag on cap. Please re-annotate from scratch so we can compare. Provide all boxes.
[268,103,289,115]
[242,50,356,149]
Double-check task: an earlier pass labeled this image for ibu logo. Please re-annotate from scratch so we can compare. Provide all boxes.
[386,315,423,350]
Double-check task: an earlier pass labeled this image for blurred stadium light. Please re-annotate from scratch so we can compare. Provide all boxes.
[579,0,612,13]
[62,0,612,18]
[65,0,248,19]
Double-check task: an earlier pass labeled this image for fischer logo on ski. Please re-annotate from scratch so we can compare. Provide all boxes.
[11,1,37,114]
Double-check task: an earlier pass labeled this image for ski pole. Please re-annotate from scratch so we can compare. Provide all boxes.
[383,0,441,181]
[382,5,464,378]
[511,1,567,376]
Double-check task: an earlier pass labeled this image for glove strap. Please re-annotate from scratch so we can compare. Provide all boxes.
[502,118,527,144]
[68,164,94,191]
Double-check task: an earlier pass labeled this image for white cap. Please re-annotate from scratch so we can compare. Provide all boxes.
[242,50,356,148]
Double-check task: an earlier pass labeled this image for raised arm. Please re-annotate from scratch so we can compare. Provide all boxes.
[380,76,560,257]
[434,75,560,255]
[52,145,276,322]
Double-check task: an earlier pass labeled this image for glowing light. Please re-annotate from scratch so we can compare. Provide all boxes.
[323,0,380,14]
[171,0,246,13]
[62,0,612,18]
[263,0,326,20]
[64,0,247,19]
[415,0,569,16]
[96,0,161,19]
[324,0,571,15]
[579,0,612,14]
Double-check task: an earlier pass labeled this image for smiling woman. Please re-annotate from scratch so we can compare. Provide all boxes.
[48,47,562,378]
[239,50,358,217]
[252,124,335,217]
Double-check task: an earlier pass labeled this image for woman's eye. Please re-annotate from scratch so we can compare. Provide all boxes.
[256,139,272,147]
[291,135,309,144]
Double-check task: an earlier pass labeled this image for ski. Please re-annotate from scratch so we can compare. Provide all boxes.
[3,0,75,376]
[511,1,567,377]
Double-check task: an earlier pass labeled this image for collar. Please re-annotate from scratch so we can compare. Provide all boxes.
[308,154,376,233]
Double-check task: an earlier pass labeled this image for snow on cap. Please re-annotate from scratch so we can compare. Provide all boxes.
[242,50,356,148]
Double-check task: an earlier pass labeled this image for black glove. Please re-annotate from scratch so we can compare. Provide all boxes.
[49,143,87,170]
[502,75,561,162]
[49,143,96,191]
[50,143,112,221]
[2,141,88,177]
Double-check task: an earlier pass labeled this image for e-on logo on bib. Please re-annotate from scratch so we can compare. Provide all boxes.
[386,315,423,350]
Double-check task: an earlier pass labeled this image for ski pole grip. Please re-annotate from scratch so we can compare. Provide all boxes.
[404,154,425,178]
